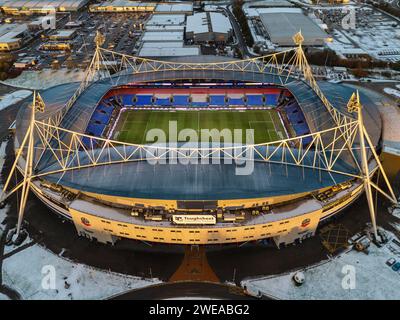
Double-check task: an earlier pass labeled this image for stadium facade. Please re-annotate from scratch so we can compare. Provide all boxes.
[2,32,397,247]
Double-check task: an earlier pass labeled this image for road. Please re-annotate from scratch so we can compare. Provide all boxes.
[222,6,258,59]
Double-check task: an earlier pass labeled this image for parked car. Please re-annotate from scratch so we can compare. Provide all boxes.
[392,262,400,272]
[386,258,396,267]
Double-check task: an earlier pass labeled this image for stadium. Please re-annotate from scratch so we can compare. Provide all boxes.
[1,32,396,247]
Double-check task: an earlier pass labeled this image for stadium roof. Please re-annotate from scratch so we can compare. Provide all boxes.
[15,63,381,201]
[260,8,327,46]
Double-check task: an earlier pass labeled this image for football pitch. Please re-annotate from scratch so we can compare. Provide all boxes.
[114,110,286,145]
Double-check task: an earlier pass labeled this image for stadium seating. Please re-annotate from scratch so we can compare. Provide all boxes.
[121,94,135,106]
[86,123,106,137]
[190,101,209,107]
[247,95,264,106]
[282,100,311,146]
[265,93,279,106]
[155,97,172,106]
[98,104,114,115]
[173,95,190,106]
[210,95,226,106]
[228,97,245,106]
[136,95,153,106]
[92,111,111,124]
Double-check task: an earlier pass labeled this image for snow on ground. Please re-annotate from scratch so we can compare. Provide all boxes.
[242,236,400,299]
[384,88,400,99]
[0,90,31,111]
[2,243,162,300]
[396,84,400,90]
[1,69,85,90]
[0,293,10,300]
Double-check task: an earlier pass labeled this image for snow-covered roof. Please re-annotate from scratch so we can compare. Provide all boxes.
[0,0,88,10]
[51,29,76,38]
[186,12,208,34]
[0,23,28,44]
[141,31,183,42]
[146,14,186,26]
[155,3,193,13]
[209,12,232,34]
[186,12,232,35]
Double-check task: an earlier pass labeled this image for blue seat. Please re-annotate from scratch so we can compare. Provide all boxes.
[136,95,153,106]
[302,136,313,146]
[210,95,225,106]
[228,98,245,106]
[173,95,189,106]
[191,101,209,107]
[121,94,135,106]
[98,104,114,115]
[265,94,279,106]
[81,137,92,148]
[86,123,106,137]
[155,97,171,106]
[92,111,111,124]
[247,95,263,106]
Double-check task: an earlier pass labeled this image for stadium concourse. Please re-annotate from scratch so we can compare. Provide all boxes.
[2,36,396,249]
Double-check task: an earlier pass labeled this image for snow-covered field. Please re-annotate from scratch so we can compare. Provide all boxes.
[2,244,162,300]
[242,234,400,299]
[0,293,10,300]
[0,90,31,111]
[2,69,85,90]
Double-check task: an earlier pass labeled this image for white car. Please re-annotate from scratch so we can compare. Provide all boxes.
[386,258,396,267]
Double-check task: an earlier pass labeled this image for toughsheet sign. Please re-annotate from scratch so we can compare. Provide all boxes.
[172,214,216,225]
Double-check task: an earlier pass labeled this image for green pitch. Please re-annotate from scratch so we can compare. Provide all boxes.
[114,110,286,145]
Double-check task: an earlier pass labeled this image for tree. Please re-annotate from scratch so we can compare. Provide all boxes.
[232,0,254,48]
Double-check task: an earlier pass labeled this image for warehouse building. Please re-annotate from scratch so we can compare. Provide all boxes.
[89,1,192,14]
[0,23,30,51]
[48,29,76,41]
[137,41,200,58]
[259,8,327,47]
[154,3,193,14]
[138,12,199,58]
[186,11,233,43]
[0,0,89,15]
[89,1,156,13]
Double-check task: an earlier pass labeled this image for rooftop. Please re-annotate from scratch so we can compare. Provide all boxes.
[0,23,28,44]
[259,8,327,46]
[155,3,193,13]
[146,14,186,26]
[186,12,232,35]
[141,31,183,42]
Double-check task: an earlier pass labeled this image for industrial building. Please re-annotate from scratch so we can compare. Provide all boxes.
[137,41,200,58]
[89,1,192,14]
[259,8,328,47]
[138,12,199,58]
[48,29,77,41]
[186,11,233,43]
[0,23,30,51]
[0,0,89,15]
